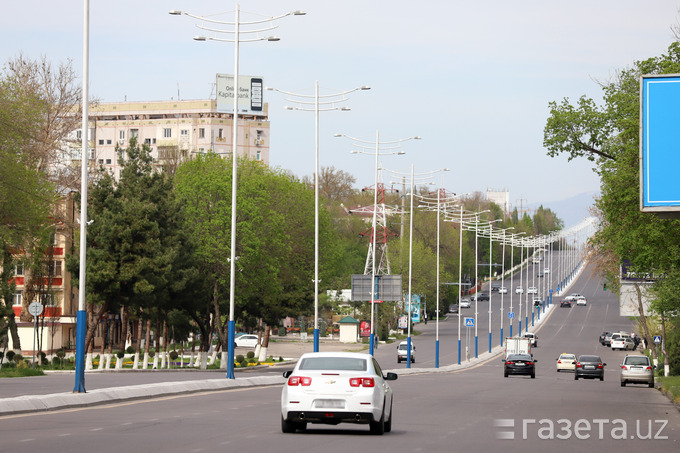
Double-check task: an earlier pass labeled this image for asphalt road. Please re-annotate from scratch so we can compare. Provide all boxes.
[2,261,679,452]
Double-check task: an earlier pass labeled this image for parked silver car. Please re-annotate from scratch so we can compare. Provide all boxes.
[620,355,655,388]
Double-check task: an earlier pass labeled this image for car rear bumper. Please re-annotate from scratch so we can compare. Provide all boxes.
[283,410,378,425]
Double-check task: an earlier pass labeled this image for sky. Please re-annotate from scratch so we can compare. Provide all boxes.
[2,1,679,226]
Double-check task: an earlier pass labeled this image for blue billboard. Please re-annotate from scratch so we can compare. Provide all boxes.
[640,74,680,212]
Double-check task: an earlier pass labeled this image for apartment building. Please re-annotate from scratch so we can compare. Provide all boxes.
[63,98,270,179]
[7,193,78,356]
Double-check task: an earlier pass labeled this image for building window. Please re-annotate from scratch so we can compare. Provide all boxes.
[130,129,139,138]
[50,232,58,245]
[145,138,151,145]
[181,129,189,136]
[199,128,205,139]
[163,128,172,138]
[47,260,62,277]
[256,150,261,160]
[119,130,125,140]
[106,159,112,165]
[13,290,22,306]
[41,293,56,306]
[15,263,23,276]
[76,130,82,140]
[107,139,112,145]
[98,139,104,145]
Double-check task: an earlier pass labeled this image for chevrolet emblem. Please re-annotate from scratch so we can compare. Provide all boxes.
[326,380,336,384]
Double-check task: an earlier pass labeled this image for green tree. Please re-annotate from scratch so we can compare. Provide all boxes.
[544,41,680,365]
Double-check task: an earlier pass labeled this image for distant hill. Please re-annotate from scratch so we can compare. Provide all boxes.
[530,191,599,228]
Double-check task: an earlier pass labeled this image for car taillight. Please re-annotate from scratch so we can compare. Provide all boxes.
[287,376,312,386]
[505,361,514,365]
[646,366,653,371]
[597,363,603,369]
[621,365,628,370]
[349,377,375,387]
[526,362,534,366]
[576,362,581,368]
[557,360,562,364]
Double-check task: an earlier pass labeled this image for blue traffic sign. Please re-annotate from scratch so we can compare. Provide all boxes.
[653,335,662,344]
[464,317,474,327]
[508,312,515,319]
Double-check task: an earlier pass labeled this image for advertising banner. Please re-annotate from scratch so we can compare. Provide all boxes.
[216,74,263,115]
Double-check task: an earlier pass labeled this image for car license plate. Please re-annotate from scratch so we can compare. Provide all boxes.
[631,366,641,370]
[315,399,345,409]
[585,365,595,370]
[515,363,524,366]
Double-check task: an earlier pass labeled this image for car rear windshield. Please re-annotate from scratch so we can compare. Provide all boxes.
[579,356,601,362]
[624,357,650,366]
[508,354,532,361]
[298,357,367,372]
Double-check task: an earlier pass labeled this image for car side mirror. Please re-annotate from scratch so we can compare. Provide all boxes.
[534,359,538,362]
[603,363,607,367]
[385,372,398,381]
[283,370,292,378]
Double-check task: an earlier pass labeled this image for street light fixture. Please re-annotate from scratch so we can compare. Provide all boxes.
[266,83,369,352]
[171,4,304,379]
[336,133,419,356]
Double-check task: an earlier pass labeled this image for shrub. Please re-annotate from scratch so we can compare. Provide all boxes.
[148,349,155,358]
[116,350,125,359]
[236,354,244,363]
[17,359,28,369]
[239,359,248,368]
[6,351,15,362]
[56,349,66,359]
[13,353,23,364]
[52,356,61,366]
[126,346,136,354]
[246,351,255,359]
[278,327,286,336]
[279,356,284,362]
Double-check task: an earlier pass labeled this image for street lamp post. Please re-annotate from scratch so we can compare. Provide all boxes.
[336,133,419,356]
[171,5,305,379]
[267,83,369,352]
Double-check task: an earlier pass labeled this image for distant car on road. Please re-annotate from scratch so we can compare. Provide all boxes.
[503,353,536,378]
[281,352,397,434]
[620,355,654,388]
[611,336,635,351]
[523,332,538,347]
[459,298,471,309]
[234,334,259,348]
[575,355,606,381]
[515,286,524,294]
[397,341,415,364]
[527,287,538,294]
[474,292,489,301]
[448,304,459,314]
[576,296,587,306]
[599,331,611,345]
[560,299,572,308]
[556,353,576,372]
[498,287,508,294]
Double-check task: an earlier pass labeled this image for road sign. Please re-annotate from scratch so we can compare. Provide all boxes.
[464,317,474,327]
[508,312,515,319]
[28,302,43,317]
[653,335,662,344]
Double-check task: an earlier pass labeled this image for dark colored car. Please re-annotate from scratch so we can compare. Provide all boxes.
[503,353,537,378]
[560,299,572,308]
[599,331,611,345]
[575,355,606,381]
[475,292,490,301]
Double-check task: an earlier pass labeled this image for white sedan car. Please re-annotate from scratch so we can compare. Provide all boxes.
[556,353,576,372]
[281,352,397,435]
[527,287,538,294]
[499,287,508,294]
[576,296,587,306]
[234,334,259,348]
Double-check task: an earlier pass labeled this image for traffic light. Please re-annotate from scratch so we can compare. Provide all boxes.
[603,283,607,291]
